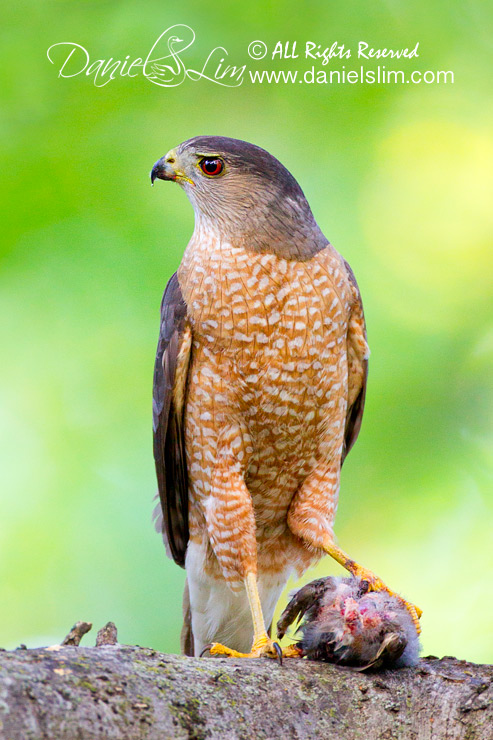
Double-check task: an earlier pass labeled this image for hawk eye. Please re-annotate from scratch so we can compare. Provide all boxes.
[199,157,224,177]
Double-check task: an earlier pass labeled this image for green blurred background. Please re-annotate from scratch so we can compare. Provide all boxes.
[1,1,492,663]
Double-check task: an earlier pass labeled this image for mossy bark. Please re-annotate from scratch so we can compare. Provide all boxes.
[0,646,491,739]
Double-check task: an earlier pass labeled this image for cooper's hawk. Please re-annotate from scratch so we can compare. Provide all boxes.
[151,136,421,659]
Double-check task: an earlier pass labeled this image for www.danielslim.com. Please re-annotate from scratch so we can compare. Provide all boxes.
[249,66,454,85]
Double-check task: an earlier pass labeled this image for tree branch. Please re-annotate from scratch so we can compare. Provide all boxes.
[0,643,491,739]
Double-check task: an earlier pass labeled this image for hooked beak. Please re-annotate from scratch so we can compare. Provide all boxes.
[150,156,195,187]
[150,157,175,185]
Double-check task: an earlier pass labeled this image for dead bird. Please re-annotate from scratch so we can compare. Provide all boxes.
[277,576,420,670]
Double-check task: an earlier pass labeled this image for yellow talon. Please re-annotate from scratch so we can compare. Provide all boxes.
[209,643,249,658]
[282,644,304,659]
[208,636,302,660]
[209,632,279,659]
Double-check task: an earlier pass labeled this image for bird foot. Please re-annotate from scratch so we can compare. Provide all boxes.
[352,564,422,634]
[209,632,279,659]
[208,633,301,661]
[282,643,304,659]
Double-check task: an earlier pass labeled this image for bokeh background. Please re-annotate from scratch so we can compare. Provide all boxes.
[1,0,492,663]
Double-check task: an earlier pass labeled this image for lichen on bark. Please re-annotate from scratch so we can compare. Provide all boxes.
[0,645,491,739]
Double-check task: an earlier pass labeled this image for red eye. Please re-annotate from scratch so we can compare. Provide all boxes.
[199,157,224,176]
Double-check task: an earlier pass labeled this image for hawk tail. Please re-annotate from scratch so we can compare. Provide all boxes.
[180,578,194,656]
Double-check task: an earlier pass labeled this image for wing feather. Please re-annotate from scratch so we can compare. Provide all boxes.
[153,272,191,567]
[342,260,368,463]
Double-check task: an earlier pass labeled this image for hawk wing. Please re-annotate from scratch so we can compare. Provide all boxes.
[342,260,368,463]
[153,271,192,567]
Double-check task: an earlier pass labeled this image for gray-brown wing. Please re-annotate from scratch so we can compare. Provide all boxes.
[342,260,368,463]
[276,578,337,640]
[153,271,191,567]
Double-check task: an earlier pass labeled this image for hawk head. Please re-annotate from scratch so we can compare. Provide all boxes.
[150,135,327,259]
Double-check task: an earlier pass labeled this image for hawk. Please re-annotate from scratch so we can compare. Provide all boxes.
[151,136,421,659]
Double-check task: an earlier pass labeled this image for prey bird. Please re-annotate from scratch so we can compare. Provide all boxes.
[150,136,421,659]
[277,576,420,669]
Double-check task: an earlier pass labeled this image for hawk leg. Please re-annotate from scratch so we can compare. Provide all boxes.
[203,425,301,660]
[209,573,300,659]
[287,466,422,634]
